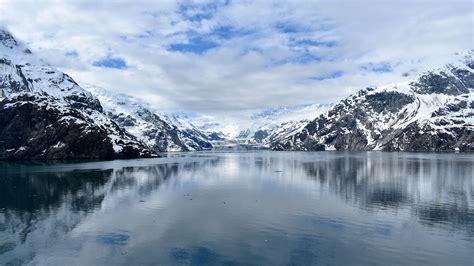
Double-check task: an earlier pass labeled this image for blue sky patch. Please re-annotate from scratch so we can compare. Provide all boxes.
[362,62,392,73]
[178,1,229,22]
[210,26,244,40]
[168,36,219,54]
[275,21,307,33]
[270,50,323,65]
[294,39,337,48]
[93,56,128,69]
[167,26,254,54]
[278,52,322,65]
[309,71,344,80]
[296,52,323,64]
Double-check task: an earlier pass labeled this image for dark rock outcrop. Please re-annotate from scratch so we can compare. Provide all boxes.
[381,122,473,152]
[0,30,17,48]
[0,94,154,160]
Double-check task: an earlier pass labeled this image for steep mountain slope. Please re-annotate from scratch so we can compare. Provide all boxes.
[83,85,212,152]
[166,112,239,140]
[273,52,474,152]
[0,31,101,111]
[0,29,154,159]
[160,113,214,149]
[258,119,309,147]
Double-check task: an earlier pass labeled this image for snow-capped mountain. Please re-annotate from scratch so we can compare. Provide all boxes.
[167,112,238,140]
[166,104,332,149]
[83,85,212,152]
[0,31,101,111]
[273,52,474,152]
[235,103,332,146]
[164,113,231,141]
[0,29,153,159]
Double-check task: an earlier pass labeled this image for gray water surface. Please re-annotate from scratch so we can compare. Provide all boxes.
[0,152,473,265]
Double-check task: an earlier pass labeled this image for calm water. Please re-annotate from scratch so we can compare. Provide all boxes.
[0,152,473,265]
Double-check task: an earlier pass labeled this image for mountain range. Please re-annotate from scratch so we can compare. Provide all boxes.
[0,29,472,159]
[272,53,473,152]
[0,30,212,159]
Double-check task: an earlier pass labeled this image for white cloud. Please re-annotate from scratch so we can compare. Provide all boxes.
[0,0,472,116]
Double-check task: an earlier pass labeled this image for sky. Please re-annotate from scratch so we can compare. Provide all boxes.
[0,0,472,116]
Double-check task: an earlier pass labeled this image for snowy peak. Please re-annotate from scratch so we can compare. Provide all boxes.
[235,103,332,145]
[0,29,18,49]
[83,85,213,152]
[411,54,473,96]
[0,31,101,111]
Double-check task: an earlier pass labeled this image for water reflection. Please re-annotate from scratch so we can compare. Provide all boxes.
[297,153,474,236]
[0,152,473,265]
[0,161,215,265]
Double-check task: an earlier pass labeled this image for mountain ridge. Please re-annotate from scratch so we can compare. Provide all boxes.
[83,84,213,152]
[271,52,474,152]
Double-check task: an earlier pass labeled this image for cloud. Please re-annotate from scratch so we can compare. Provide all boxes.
[65,50,79,58]
[0,0,472,117]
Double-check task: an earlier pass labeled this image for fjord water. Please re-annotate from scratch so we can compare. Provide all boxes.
[0,152,473,265]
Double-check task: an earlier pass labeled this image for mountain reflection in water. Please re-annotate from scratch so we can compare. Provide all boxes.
[0,152,473,265]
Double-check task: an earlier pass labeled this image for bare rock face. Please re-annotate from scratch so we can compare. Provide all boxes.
[381,122,473,152]
[273,53,474,152]
[0,94,154,160]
